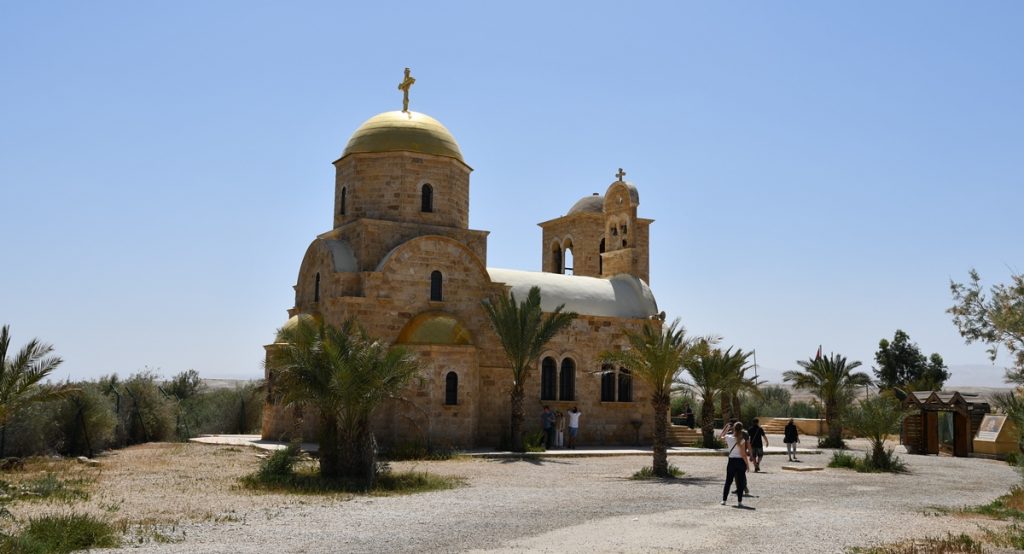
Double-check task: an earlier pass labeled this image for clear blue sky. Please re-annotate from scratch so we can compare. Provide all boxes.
[2,2,1021,386]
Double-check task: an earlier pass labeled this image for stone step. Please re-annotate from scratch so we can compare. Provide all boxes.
[667,425,702,447]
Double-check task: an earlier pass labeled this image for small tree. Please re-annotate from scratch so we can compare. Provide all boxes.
[0,325,75,455]
[269,318,419,485]
[601,319,710,476]
[873,330,950,397]
[843,393,909,469]
[482,287,577,453]
[949,270,1024,384]
[784,353,871,447]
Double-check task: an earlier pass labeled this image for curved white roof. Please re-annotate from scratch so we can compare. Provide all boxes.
[487,268,658,319]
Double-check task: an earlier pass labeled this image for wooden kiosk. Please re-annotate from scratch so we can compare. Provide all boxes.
[902,391,989,457]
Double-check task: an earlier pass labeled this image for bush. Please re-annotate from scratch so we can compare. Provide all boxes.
[829,451,858,469]
[0,401,60,457]
[0,513,120,553]
[107,371,177,445]
[179,383,263,437]
[52,384,117,456]
[828,449,907,473]
[246,444,301,486]
[789,401,818,419]
[819,436,847,449]
[524,431,546,452]
[631,464,684,479]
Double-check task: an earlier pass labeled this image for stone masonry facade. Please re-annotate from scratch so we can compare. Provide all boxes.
[263,106,662,450]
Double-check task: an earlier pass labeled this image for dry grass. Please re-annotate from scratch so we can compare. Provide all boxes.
[0,442,317,542]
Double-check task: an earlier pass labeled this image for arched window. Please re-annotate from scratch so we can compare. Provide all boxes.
[559,358,575,401]
[340,187,347,215]
[551,244,562,274]
[430,270,443,301]
[314,272,321,302]
[598,238,605,275]
[563,241,574,276]
[421,184,434,213]
[541,357,557,401]
[600,364,615,402]
[618,367,633,402]
[445,371,458,405]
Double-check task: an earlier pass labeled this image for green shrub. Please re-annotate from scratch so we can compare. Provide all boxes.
[179,383,263,437]
[829,449,907,473]
[247,444,301,486]
[106,372,177,445]
[829,451,858,469]
[0,401,60,457]
[789,401,818,419]
[53,384,117,456]
[0,513,120,553]
[818,436,846,449]
[631,464,684,479]
[524,431,546,452]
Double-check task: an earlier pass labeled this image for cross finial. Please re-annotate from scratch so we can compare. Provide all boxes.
[616,168,626,181]
[398,67,416,113]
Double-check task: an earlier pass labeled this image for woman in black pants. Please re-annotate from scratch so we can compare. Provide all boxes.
[721,422,750,506]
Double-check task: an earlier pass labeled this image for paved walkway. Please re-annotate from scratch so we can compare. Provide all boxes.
[189,434,820,457]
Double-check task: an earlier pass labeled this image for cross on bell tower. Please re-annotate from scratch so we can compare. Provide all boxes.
[616,168,626,181]
[398,67,416,113]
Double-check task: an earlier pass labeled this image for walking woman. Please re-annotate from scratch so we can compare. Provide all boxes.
[721,421,750,507]
[784,418,800,461]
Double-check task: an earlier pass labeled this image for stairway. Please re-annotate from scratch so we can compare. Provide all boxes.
[760,418,789,434]
[667,425,702,447]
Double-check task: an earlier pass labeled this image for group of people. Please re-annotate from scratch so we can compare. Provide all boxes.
[720,417,802,507]
[541,406,582,449]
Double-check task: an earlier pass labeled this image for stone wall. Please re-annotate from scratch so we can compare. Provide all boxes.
[334,151,471,230]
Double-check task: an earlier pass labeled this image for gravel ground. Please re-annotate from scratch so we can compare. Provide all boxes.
[6,440,1012,553]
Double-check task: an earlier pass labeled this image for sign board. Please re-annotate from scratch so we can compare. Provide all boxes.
[976,415,1006,441]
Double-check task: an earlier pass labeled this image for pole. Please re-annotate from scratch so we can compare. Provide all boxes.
[752,349,759,385]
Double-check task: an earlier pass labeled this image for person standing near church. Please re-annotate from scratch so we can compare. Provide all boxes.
[566,407,582,449]
[720,421,750,507]
[784,418,800,461]
[541,406,556,449]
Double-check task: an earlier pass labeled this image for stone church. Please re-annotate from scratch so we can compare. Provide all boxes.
[262,71,662,449]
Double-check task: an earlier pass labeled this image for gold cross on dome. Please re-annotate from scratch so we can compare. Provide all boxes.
[398,67,416,112]
[616,168,626,181]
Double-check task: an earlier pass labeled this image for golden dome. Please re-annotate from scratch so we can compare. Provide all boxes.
[341,111,464,163]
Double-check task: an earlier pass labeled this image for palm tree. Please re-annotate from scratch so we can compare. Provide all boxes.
[843,393,909,469]
[601,319,710,477]
[681,347,750,448]
[783,353,871,447]
[482,286,577,452]
[0,325,75,456]
[268,318,419,485]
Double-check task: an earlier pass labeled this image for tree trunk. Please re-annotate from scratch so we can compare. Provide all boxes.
[720,395,731,425]
[510,385,525,453]
[871,440,886,467]
[651,393,670,477]
[826,403,842,445]
[319,414,341,479]
[701,398,716,448]
[338,418,377,487]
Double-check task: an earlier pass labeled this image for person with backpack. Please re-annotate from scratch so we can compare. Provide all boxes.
[747,418,769,472]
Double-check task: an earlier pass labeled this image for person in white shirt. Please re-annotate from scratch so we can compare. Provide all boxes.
[566,407,582,450]
[720,421,751,507]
